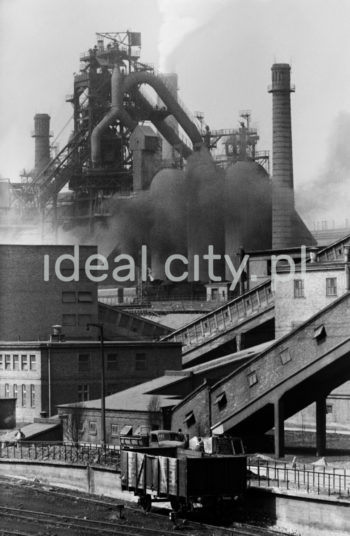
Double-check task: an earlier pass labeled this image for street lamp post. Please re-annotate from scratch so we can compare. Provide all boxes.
[87,322,106,448]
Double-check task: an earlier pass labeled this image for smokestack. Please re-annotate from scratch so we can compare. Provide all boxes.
[269,64,295,249]
[32,113,51,177]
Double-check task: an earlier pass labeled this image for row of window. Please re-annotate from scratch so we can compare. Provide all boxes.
[62,291,93,303]
[78,353,147,372]
[0,354,37,372]
[294,277,337,298]
[77,383,120,402]
[3,384,36,407]
[88,422,119,437]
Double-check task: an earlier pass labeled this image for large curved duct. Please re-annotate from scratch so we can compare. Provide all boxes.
[123,71,203,147]
[133,89,193,159]
[91,66,137,166]
[91,67,203,165]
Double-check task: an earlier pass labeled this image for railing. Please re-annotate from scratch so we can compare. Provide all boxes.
[0,441,120,469]
[248,458,350,498]
[163,281,274,351]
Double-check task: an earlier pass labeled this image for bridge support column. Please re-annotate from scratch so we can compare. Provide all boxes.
[274,398,285,458]
[316,397,327,456]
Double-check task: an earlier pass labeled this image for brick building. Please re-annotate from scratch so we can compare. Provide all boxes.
[0,244,98,341]
[58,343,271,445]
[0,340,182,422]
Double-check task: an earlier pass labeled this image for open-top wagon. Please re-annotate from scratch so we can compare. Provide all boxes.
[121,449,247,512]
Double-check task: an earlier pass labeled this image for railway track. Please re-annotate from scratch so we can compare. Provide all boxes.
[0,476,290,536]
[0,504,189,536]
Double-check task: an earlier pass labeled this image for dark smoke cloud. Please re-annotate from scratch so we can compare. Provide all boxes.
[296,112,350,227]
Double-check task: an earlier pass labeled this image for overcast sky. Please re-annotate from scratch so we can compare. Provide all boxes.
[1,0,350,225]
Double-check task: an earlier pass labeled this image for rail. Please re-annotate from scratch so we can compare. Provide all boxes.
[248,458,350,498]
[0,441,120,468]
[162,280,274,352]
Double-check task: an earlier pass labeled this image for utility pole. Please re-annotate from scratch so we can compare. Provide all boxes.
[87,322,106,448]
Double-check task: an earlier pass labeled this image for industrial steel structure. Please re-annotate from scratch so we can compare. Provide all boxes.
[5,34,316,294]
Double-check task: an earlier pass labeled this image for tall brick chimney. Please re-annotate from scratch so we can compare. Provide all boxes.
[269,64,296,249]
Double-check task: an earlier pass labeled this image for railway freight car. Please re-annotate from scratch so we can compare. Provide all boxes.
[120,449,247,511]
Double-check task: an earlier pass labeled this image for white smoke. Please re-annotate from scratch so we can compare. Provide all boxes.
[158,0,229,71]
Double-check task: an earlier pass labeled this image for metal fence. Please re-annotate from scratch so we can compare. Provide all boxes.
[0,441,120,469]
[248,458,350,498]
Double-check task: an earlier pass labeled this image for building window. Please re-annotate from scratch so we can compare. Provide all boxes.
[247,371,258,387]
[326,404,333,414]
[78,384,90,401]
[78,354,90,372]
[21,355,28,371]
[135,353,146,371]
[294,279,305,298]
[215,392,227,410]
[107,353,118,371]
[0,354,3,370]
[30,355,37,371]
[280,349,292,365]
[5,354,11,370]
[30,385,35,407]
[22,385,27,406]
[62,314,76,326]
[89,421,97,435]
[62,291,76,303]
[183,411,196,427]
[326,277,337,296]
[13,355,19,371]
[78,314,92,326]
[13,384,17,402]
[111,424,119,437]
[313,324,327,343]
[4,384,9,398]
[78,291,93,303]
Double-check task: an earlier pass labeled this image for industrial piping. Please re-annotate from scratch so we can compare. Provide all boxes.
[91,67,203,165]
[134,89,193,158]
[91,66,136,166]
[123,71,203,146]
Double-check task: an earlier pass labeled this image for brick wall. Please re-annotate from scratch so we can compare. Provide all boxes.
[275,265,346,337]
[0,341,182,422]
[60,407,162,445]
[171,383,211,438]
[0,244,98,341]
[210,292,350,432]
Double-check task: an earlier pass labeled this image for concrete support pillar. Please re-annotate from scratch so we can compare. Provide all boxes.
[316,397,327,456]
[274,398,285,458]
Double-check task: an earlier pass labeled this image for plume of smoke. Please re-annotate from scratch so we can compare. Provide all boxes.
[186,147,225,281]
[296,112,350,228]
[158,0,229,71]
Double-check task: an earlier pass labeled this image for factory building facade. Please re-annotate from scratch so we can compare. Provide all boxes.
[0,340,182,422]
[0,244,98,341]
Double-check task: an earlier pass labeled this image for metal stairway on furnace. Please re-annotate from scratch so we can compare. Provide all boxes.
[162,280,274,365]
[32,130,89,206]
